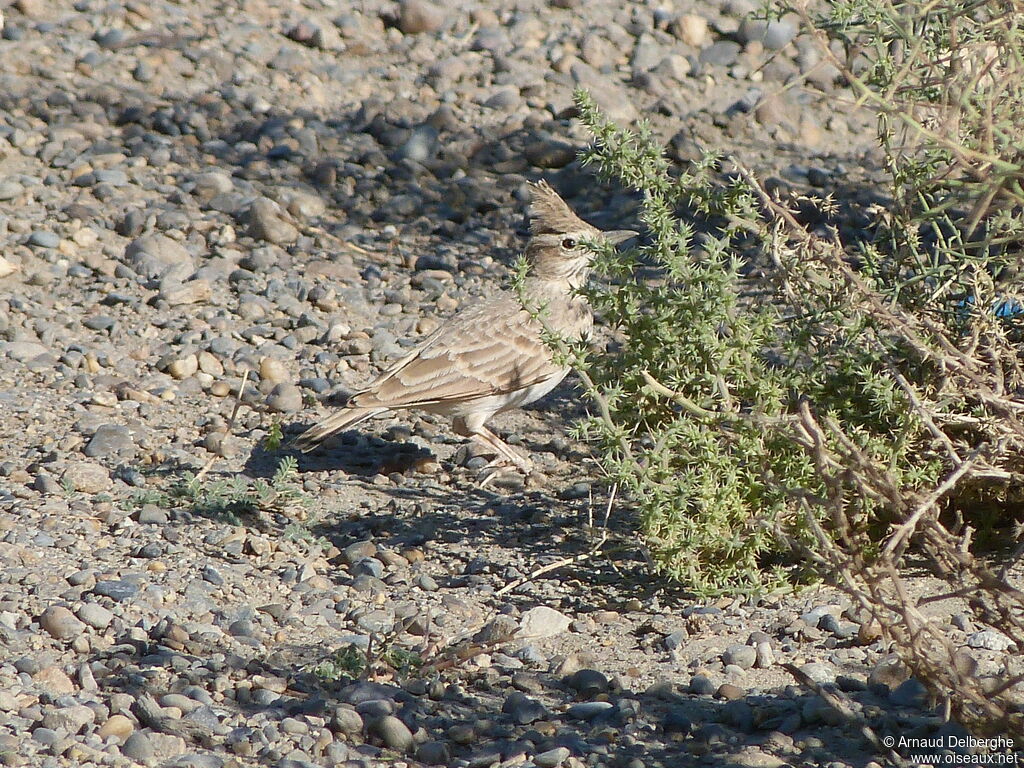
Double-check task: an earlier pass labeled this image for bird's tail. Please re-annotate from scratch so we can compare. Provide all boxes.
[291,406,386,452]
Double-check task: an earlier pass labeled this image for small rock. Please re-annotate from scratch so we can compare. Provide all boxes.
[62,461,111,494]
[535,746,570,768]
[672,14,708,47]
[369,715,414,753]
[42,704,95,734]
[29,230,60,248]
[76,603,113,630]
[39,605,86,640]
[416,741,450,765]
[723,645,757,670]
[267,383,303,413]
[966,629,1015,651]
[97,714,134,742]
[518,606,571,639]
[121,732,155,761]
[125,234,194,281]
[398,0,446,35]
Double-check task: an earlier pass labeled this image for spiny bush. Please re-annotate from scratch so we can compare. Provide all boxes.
[571,0,1024,738]
[571,0,1024,596]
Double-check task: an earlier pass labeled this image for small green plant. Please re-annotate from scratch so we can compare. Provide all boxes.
[264,419,284,451]
[128,456,307,524]
[312,639,423,682]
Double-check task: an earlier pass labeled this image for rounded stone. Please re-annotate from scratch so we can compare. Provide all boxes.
[723,644,757,670]
[62,461,112,494]
[97,713,134,742]
[39,605,86,640]
[266,383,303,413]
[369,715,414,753]
[121,731,155,761]
[76,603,113,630]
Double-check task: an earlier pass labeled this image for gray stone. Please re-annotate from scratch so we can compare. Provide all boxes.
[62,461,111,494]
[266,383,303,413]
[398,0,446,35]
[76,603,113,630]
[369,715,414,753]
[29,230,60,248]
[518,606,571,639]
[416,741,450,766]
[121,732,155,761]
[39,605,86,640]
[738,17,798,50]
[83,424,135,459]
[723,644,757,670]
[535,747,571,768]
[332,706,363,735]
[125,234,194,281]
[42,704,95,733]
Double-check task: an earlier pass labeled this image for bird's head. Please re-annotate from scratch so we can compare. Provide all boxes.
[525,180,636,288]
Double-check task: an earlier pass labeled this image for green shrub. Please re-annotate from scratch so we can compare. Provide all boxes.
[571,0,1024,596]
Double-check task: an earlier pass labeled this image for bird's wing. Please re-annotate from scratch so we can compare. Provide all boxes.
[350,292,565,409]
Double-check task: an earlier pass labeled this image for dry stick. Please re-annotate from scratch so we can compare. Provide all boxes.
[192,369,249,486]
[495,484,617,597]
[882,453,979,558]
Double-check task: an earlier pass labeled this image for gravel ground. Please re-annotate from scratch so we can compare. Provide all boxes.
[0,1,1019,767]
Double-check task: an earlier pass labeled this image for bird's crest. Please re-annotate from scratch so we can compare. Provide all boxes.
[529,180,590,235]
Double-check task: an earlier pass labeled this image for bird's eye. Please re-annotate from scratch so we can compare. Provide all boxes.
[561,237,577,249]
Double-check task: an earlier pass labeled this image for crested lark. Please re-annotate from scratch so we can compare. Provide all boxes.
[293,181,636,471]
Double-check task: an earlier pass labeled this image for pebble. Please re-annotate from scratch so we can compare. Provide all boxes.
[723,644,757,670]
[966,629,1015,651]
[398,0,445,35]
[368,715,414,753]
[76,603,113,629]
[39,605,86,640]
[29,230,60,248]
[124,234,194,281]
[535,746,571,767]
[267,382,303,412]
[518,606,572,639]
[61,461,112,494]
[738,17,798,50]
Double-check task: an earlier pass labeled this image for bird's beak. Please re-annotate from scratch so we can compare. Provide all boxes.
[602,230,638,246]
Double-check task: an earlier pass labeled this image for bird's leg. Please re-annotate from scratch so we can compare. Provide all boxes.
[472,426,533,473]
[453,417,533,474]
